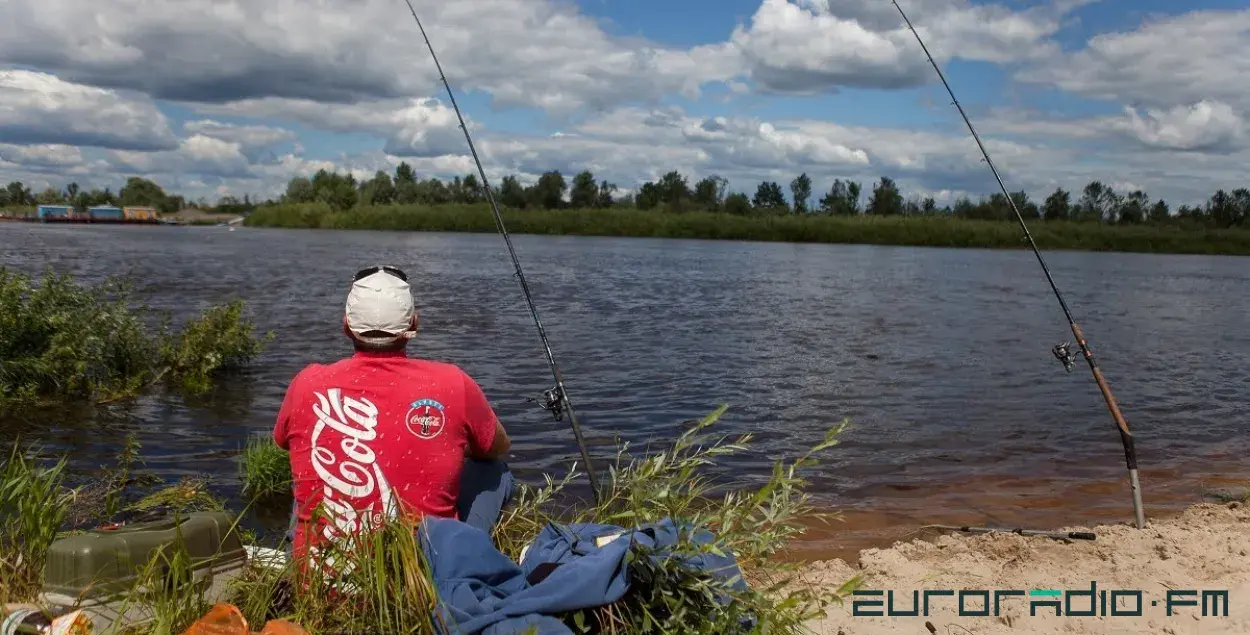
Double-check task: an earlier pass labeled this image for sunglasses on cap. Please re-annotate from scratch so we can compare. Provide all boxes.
[353,265,408,282]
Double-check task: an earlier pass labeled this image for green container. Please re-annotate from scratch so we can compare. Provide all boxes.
[41,511,247,600]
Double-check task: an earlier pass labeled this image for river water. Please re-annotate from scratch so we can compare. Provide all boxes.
[2,223,1248,558]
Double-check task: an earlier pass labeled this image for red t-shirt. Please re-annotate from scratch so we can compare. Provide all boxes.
[272,350,499,560]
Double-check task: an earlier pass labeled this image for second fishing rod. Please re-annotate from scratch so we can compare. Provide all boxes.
[892,0,1145,529]
[400,0,603,505]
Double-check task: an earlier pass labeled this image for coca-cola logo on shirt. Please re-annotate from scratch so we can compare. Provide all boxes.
[309,387,396,549]
[405,398,446,440]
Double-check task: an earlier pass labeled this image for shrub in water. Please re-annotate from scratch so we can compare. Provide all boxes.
[0,267,271,413]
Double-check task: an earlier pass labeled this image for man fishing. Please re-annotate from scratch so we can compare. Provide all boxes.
[272,265,514,560]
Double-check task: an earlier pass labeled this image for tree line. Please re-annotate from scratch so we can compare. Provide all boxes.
[7,163,1250,229]
[0,177,260,216]
[280,162,1250,229]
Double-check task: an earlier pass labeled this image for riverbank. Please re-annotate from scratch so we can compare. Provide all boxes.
[243,203,1250,256]
[804,500,1250,634]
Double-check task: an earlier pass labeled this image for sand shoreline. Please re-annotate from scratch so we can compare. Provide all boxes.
[801,501,1249,634]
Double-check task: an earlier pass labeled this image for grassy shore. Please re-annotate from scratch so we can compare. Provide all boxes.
[244,203,1250,256]
[2,408,858,634]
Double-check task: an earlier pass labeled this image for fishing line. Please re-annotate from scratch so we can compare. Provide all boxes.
[892,0,1146,529]
[399,0,603,504]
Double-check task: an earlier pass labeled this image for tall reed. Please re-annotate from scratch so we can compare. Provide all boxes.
[0,443,75,604]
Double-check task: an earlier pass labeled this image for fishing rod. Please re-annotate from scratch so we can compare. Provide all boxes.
[892,0,1145,530]
[923,524,1097,542]
[399,0,603,505]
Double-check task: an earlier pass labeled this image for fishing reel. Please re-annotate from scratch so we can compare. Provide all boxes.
[528,385,567,421]
[1052,342,1078,373]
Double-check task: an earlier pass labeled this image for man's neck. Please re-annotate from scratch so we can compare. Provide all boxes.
[352,349,408,359]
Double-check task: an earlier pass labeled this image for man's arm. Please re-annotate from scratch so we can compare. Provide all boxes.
[463,372,511,460]
[272,368,306,450]
[472,420,511,460]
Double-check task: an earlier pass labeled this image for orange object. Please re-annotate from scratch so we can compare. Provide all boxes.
[179,603,249,635]
[257,620,310,635]
[179,604,310,635]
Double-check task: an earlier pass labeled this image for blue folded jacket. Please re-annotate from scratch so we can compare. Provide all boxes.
[417,516,747,635]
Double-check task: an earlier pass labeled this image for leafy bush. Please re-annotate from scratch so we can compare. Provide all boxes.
[0,268,271,413]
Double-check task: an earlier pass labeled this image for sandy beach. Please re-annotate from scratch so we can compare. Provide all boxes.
[803,501,1249,635]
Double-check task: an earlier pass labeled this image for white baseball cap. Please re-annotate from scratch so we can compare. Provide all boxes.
[344,266,415,345]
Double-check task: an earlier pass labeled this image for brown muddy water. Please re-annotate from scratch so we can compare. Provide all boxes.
[2,223,1248,554]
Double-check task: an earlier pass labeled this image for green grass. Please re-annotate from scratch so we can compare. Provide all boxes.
[0,443,74,605]
[3,406,859,634]
[0,267,272,414]
[244,202,1250,256]
[240,435,291,499]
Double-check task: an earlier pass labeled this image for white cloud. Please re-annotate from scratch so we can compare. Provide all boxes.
[182,120,297,152]
[0,143,84,168]
[1018,9,1250,109]
[1118,100,1245,153]
[110,134,252,178]
[194,97,468,157]
[727,0,1072,93]
[0,69,177,151]
[0,0,740,114]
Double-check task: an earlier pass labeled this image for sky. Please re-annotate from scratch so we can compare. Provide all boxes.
[0,0,1247,208]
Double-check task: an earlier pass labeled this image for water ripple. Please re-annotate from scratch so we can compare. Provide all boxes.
[3,225,1249,540]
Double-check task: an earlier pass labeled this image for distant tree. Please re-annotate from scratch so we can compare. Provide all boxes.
[790,172,812,214]
[1212,188,1250,227]
[635,182,661,210]
[422,178,451,205]
[752,181,786,210]
[460,173,483,204]
[395,162,417,185]
[119,177,169,208]
[921,197,937,214]
[65,182,79,201]
[657,171,692,211]
[6,181,32,206]
[1009,190,1039,220]
[1042,187,1070,221]
[284,177,314,204]
[362,171,396,206]
[311,169,358,211]
[569,170,599,209]
[723,192,751,215]
[595,180,617,208]
[867,177,903,215]
[951,196,975,217]
[1118,190,1148,224]
[499,175,527,209]
[1232,188,1250,228]
[1147,200,1170,223]
[1076,181,1104,221]
[818,179,861,215]
[530,171,567,209]
[34,187,63,205]
[693,176,722,211]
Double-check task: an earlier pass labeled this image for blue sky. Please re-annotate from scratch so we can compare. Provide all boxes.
[1,0,1247,207]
